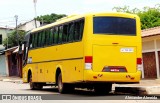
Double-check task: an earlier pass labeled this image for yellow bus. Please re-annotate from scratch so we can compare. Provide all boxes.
[21,12,142,94]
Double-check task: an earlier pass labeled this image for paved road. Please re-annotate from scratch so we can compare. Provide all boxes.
[0,81,159,103]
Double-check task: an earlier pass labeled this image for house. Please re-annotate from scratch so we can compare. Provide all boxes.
[0,27,13,51]
[0,27,13,76]
[17,19,40,32]
[0,19,40,77]
[4,19,41,77]
[142,26,160,79]
[1,19,40,77]
[0,54,8,76]
[4,46,23,77]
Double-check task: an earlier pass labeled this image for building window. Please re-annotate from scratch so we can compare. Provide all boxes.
[0,34,2,44]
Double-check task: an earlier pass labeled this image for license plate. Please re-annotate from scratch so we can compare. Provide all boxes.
[120,48,134,53]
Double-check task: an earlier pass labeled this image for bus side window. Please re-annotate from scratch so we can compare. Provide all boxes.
[54,27,59,44]
[29,35,32,49]
[38,32,42,47]
[40,31,43,47]
[45,29,50,46]
[49,28,54,45]
[62,25,68,43]
[32,34,34,48]
[41,30,45,47]
[52,28,55,45]
[37,32,39,47]
[34,33,38,48]
[48,29,51,45]
[74,21,80,41]
[79,19,84,40]
[58,26,63,44]
[68,22,74,42]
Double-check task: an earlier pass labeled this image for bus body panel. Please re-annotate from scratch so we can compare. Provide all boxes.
[84,70,141,82]
[83,13,142,83]
[23,64,38,82]
[23,42,84,83]
[93,45,137,73]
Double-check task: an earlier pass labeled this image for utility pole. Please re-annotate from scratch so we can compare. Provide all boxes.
[5,25,8,49]
[14,15,18,45]
[33,0,37,28]
[41,18,44,26]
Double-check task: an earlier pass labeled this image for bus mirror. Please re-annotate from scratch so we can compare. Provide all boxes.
[19,40,27,54]
[18,41,27,54]
[22,40,27,44]
[18,41,24,54]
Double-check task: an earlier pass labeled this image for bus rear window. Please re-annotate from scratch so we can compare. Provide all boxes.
[93,17,136,36]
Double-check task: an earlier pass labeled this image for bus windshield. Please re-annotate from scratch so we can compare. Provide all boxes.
[93,17,136,36]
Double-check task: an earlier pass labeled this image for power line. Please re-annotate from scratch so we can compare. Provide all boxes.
[0,17,14,20]
[0,20,30,23]
[0,19,33,27]
[0,15,34,28]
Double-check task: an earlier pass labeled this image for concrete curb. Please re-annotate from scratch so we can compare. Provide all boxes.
[115,86,147,95]
[115,86,160,95]
[0,78,23,84]
[156,79,160,84]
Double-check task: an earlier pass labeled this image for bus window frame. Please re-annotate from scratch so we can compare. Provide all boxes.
[29,17,85,50]
[93,16,136,36]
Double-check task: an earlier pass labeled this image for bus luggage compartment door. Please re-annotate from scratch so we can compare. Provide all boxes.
[92,45,137,73]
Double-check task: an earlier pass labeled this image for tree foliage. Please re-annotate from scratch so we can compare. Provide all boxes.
[113,4,160,29]
[36,13,67,24]
[3,30,25,48]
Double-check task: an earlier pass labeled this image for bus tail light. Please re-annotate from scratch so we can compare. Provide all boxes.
[85,56,92,70]
[137,58,142,71]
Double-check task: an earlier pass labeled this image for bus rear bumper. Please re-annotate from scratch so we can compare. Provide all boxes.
[84,70,141,83]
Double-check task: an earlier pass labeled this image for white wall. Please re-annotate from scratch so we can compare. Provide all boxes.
[18,20,40,32]
[0,28,12,50]
[0,55,7,76]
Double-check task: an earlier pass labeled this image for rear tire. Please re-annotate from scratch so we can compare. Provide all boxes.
[58,73,74,93]
[94,83,112,95]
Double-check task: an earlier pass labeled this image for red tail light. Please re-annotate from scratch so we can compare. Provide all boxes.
[85,56,92,63]
[137,58,142,64]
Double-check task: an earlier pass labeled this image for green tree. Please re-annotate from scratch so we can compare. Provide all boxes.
[3,30,25,48]
[112,6,140,14]
[113,4,160,29]
[36,13,67,24]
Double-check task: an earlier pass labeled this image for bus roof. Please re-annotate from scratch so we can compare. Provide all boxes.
[31,12,138,33]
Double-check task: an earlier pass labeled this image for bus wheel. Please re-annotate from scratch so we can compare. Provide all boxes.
[94,83,112,95]
[29,74,36,90]
[58,73,68,93]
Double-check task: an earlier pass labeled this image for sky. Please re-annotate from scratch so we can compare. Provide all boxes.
[0,0,160,28]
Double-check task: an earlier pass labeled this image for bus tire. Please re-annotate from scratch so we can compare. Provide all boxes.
[58,73,73,93]
[94,83,112,95]
[29,74,36,90]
